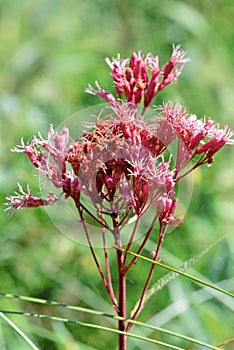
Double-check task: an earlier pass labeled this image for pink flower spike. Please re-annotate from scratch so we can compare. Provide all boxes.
[145,53,159,71]
[11,137,26,153]
[105,54,129,98]
[4,183,58,213]
[42,125,69,173]
[159,45,190,91]
[171,44,189,64]
[85,81,117,105]
[196,125,234,162]
[141,64,148,85]
[47,124,69,154]
[164,44,189,77]
[144,68,160,107]
[133,56,142,80]
[11,138,43,169]
[159,195,178,226]
[129,52,138,70]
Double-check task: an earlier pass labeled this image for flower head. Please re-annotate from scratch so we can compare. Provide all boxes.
[67,108,175,217]
[6,46,233,245]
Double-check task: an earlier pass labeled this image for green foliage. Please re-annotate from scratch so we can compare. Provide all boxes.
[0,1,233,349]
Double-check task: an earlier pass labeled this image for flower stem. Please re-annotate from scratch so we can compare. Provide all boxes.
[123,216,141,265]
[113,217,127,350]
[126,224,167,331]
[102,222,118,311]
[123,211,158,274]
[76,204,118,311]
[117,246,127,350]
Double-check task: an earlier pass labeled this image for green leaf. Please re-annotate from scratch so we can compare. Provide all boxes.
[0,312,39,350]
[0,294,222,349]
[0,309,186,350]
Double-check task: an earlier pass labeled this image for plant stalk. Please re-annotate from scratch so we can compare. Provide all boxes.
[117,247,126,350]
[126,224,167,331]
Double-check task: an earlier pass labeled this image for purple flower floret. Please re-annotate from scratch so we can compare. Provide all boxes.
[5,183,58,213]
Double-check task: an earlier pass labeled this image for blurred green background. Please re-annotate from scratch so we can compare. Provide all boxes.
[0,1,234,349]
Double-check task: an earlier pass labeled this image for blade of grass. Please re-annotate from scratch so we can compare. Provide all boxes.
[133,235,230,312]
[1,293,223,350]
[0,312,39,350]
[0,309,186,350]
[117,248,233,298]
[0,292,115,317]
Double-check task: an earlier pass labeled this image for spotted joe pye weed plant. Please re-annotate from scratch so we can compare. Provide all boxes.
[5,45,234,349]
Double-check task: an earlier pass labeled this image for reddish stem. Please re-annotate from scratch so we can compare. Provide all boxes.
[126,224,167,331]
[117,245,127,350]
[123,211,158,274]
[123,215,141,265]
[77,204,118,311]
[177,153,208,181]
[79,202,110,229]
[118,207,131,227]
[102,223,118,312]
[112,216,127,350]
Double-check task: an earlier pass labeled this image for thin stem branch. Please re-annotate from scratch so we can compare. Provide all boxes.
[101,218,118,312]
[113,217,127,350]
[123,211,158,274]
[177,153,208,181]
[126,224,167,331]
[79,202,110,230]
[123,215,141,265]
[118,207,131,227]
[116,241,127,350]
[76,204,118,311]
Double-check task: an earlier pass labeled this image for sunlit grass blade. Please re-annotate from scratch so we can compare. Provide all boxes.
[0,295,223,350]
[0,312,39,350]
[118,248,233,298]
[0,309,186,350]
[134,235,230,309]
[0,292,106,316]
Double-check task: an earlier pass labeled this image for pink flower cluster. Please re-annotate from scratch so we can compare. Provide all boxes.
[156,102,233,172]
[5,46,233,244]
[86,45,189,110]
